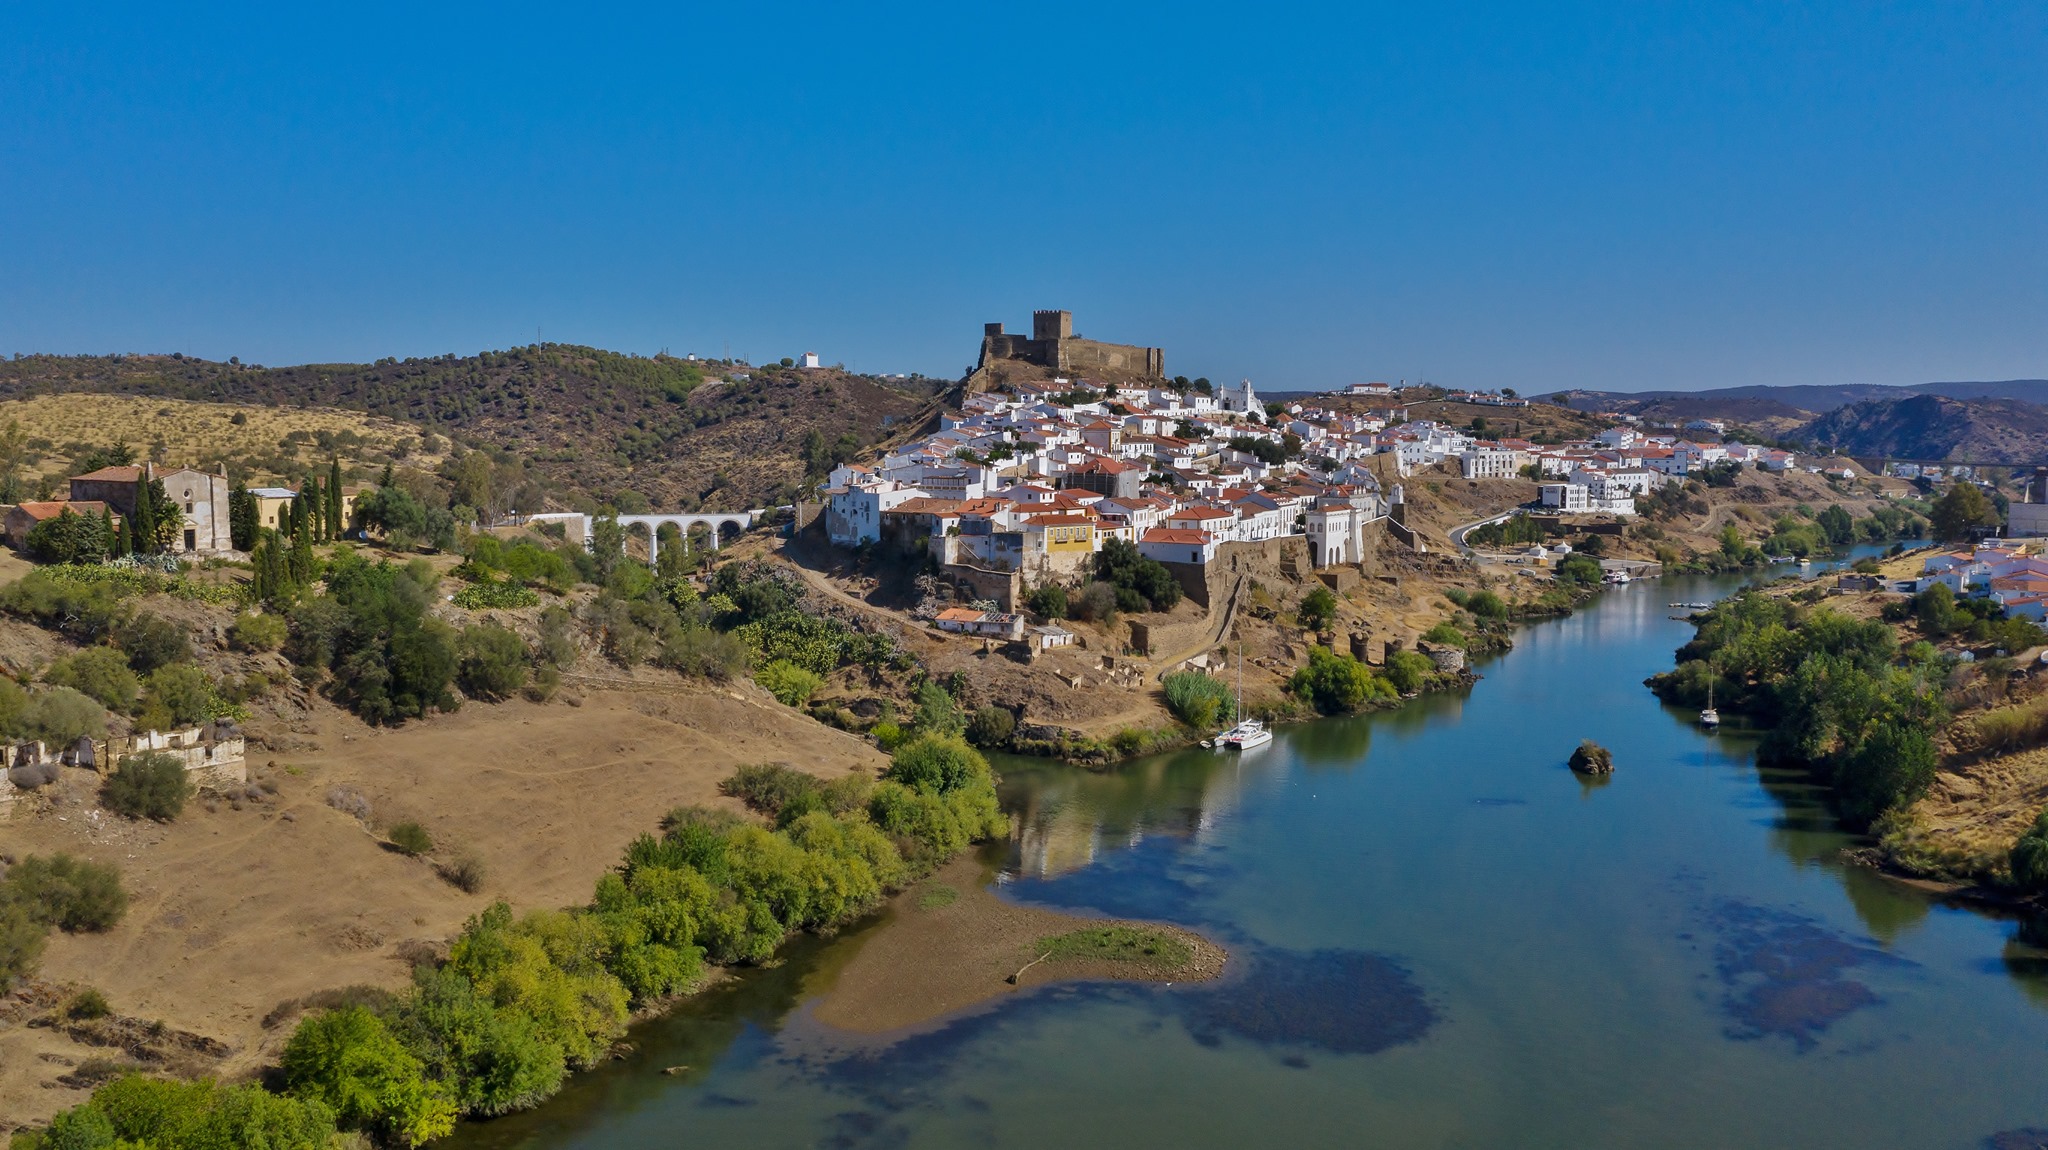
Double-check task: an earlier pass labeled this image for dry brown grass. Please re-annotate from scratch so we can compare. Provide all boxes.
[0,394,444,487]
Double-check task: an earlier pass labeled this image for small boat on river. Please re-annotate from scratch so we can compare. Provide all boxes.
[1699,682,1720,729]
[1213,642,1273,750]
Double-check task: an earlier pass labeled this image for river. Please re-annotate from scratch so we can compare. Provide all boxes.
[446,558,2048,1149]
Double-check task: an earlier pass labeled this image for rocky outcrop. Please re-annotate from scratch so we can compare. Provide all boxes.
[1569,740,1614,775]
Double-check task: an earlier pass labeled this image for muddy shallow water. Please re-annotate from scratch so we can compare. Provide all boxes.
[445,559,2048,1149]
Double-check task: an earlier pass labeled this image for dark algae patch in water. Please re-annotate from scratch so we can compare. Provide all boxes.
[1181,948,1437,1055]
[1707,899,1906,1050]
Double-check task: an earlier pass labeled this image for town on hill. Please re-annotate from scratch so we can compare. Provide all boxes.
[0,311,2030,1138]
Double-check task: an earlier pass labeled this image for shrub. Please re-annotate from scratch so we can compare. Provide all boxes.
[966,705,1016,749]
[113,612,190,674]
[1385,648,1434,694]
[1026,583,1068,620]
[282,1005,458,1146]
[45,1075,337,1149]
[453,578,540,610]
[883,735,991,795]
[25,687,104,748]
[139,664,212,728]
[44,647,139,713]
[912,681,965,737]
[1289,646,1393,715]
[1421,622,1467,648]
[229,611,288,652]
[719,762,823,819]
[753,659,823,708]
[457,623,529,702]
[1466,590,1508,619]
[1072,581,1119,623]
[0,900,48,982]
[2012,811,2048,892]
[1163,670,1234,729]
[661,626,750,681]
[25,508,110,565]
[2,853,127,932]
[66,987,111,1020]
[1298,587,1338,631]
[439,853,487,893]
[388,821,434,857]
[100,752,193,822]
[1557,553,1605,585]
[870,719,906,750]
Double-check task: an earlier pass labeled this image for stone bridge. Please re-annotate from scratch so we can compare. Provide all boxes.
[521,510,768,561]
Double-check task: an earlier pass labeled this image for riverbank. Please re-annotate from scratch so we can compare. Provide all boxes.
[802,854,1224,1037]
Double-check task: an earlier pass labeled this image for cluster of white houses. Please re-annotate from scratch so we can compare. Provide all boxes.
[822,378,1400,579]
[1454,425,1834,517]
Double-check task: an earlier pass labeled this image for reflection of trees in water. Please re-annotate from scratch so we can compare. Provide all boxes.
[996,746,1269,879]
[437,930,847,1149]
[2002,916,2048,1010]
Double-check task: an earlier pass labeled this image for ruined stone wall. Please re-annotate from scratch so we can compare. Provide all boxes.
[1056,338,1164,378]
[942,562,1022,610]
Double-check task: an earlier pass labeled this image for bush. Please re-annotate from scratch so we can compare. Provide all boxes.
[282,1005,458,1147]
[1072,580,1119,623]
[452,578,540,610]
[66,987,110,1020]
[2,853,127,932]
[2012,811,2048,892]
[1466,590,1508,619]
[42,1075,338,1149]
[1290,646,1394,715]
[439,854,487,893]
[1557,553,1605,585]
[883,735,990,795]
[0,900,46,982]
[662,626,750,681]
[388,821,434,857]
[114,612,190,674]
[1385,648,1434,694]
[719,762,824,820]
[229,611,288,652]
[25,687,105,746]
[1163,670,1234,729]
[753,659,823,708]
[44,647,139,713]
[457,623,529,702]
[25,508,110,565]
[138,664,212,728]
[912,681,965,737]
[1094,538,1182,612]
[1025,583,1067,620]
[1420,621,1467,648]
[1298,587,1338,631]
[100,752,193,822]
[966,705,1016,749]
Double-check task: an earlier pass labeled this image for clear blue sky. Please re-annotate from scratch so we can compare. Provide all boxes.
[4,3,2043,392]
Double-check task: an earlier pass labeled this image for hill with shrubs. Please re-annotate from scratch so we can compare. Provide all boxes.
[0,346,943,511]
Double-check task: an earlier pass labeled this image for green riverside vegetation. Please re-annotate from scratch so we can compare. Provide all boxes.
[1649,589,1965,827]
[18,739,1007,1148]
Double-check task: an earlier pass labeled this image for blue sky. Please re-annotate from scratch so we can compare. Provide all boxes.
[3,3,2043,392]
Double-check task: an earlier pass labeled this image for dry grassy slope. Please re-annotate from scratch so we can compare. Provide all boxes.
[0,350,939,512]
[0,680,889,1130]
[1398,398,1608,444]
[0,394,441,491]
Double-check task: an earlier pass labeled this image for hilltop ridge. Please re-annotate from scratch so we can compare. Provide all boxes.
[0,348,945,511]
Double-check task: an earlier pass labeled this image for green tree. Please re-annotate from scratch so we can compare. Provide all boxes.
[457,624,529,702]
[282,1005,458,1146]
[1817,504,1855,547]
[45,648,139,713]
[25,508,110,564]
[228,482,260,550]
[1289,645,1391,714]
[1931,482,1999,543]
[1025,583,1068,620]
[25,687,106,746]
[1298,586,1338,631]
[753,659,822,707]
[328,457,345,538]
[1,852,127,932]
[2011,810,2048,892]
[100,752,193,821]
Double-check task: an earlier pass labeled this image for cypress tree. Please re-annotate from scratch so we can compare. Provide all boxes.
[288,513,314,585]
[328,458,344,538]
[303,476,323,543]
[131,478,156,554]
[99,508,116,560]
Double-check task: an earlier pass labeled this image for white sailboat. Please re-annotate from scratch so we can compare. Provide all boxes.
[1699,680,1720,728]
[1216,641,1272,750]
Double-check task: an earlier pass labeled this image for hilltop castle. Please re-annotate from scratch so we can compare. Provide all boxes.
[976,310,1164,382]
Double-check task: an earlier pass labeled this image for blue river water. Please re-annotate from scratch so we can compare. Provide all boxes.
[445,559,2048,1149]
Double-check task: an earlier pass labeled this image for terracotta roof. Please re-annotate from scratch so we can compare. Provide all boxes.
[888,498,965,516]
[1142,527,1214,545]
[1170,506,1235,521]
[11,500,111,522]
[70,465,142,482]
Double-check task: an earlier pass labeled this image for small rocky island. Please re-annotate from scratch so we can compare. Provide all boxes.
[1569,740,1614,775]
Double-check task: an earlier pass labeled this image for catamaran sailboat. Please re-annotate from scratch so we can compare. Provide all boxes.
[1215,642,1272,750]
[1699,681,1720,728]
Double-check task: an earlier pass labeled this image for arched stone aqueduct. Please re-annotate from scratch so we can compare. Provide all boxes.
[521,510,764,562]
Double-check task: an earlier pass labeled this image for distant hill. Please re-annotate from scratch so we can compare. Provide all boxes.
[1795,395,2048,465]
[0,348,943,511]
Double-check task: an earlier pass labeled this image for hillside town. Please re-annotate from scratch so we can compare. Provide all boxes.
[817,372,1855,590]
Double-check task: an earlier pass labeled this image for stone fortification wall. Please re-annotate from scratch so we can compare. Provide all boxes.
[1159,536,1312,609]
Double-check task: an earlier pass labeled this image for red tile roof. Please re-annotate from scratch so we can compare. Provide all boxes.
[1142,527,1214,545]
[70,465,142,482]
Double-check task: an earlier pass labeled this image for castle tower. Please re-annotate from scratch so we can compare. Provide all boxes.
[1032,310,1073,342]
